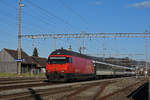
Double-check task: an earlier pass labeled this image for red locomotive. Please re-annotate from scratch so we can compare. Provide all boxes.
[46,49,135,82]
[46,49,95,82]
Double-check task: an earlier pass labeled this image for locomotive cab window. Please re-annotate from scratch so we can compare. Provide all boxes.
[48,57,72,64]
[126,69,131,72]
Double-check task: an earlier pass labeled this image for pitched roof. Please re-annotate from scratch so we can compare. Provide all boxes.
[3,48,29,59]
[3,48,47,66]
[31,57,47,67]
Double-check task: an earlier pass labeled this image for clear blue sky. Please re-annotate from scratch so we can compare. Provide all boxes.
[0,0,150,61]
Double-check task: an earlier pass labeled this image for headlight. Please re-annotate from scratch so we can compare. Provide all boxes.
[61,70,65,73]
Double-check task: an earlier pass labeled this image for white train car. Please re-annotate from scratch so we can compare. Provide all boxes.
[93,60,135,77]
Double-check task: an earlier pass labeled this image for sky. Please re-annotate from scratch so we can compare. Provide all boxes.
[0,0,150,61]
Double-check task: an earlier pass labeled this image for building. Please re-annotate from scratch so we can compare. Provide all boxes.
[0,48,47,74]
[31,56,47,73]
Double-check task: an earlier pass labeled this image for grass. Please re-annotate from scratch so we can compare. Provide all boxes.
[0,73,45,78]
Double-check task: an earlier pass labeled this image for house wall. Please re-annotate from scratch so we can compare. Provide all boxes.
[21,64,37,74]
[0,49,15,62]
[0,49,47,74]
[40,68,46,73]
[0,62,17,73]
[0,50,17,73]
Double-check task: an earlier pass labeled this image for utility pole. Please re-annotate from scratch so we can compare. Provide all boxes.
[17,0,23,75]
[32,37,35,52]
[81,39,86,54]
[82,39,85,54]
[78,38,81,53]
[145,30,148,77]
[53,38,56,50]
[102,38,105,57]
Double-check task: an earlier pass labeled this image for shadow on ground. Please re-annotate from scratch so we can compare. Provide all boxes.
[28,88,43,100]
[127,81,149,100]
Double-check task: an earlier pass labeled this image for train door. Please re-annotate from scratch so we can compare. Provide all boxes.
[93,63,97,79]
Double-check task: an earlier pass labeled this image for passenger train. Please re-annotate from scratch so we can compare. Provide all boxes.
[46,49,135,82]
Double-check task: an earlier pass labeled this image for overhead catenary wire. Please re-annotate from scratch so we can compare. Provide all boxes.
[23,0,59,26]
[22,10,52,33]
[22,6,57,33]
[0,0,18,11]
[0,9,17,19]
[0,11,18,37]
[0,0,38,30]
[23,2,57,26]
[0,0,55,33]
[58,0,89,30]
[0,1,37,32]
[0,0,81,33]
[0,0,18,24]
[24,0,81,31]
[23,0,69,32]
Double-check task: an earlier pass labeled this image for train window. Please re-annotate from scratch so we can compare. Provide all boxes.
[48,57,67,64]
[68,57,72,63]
[126,69,131,72]
[98,64,111,70]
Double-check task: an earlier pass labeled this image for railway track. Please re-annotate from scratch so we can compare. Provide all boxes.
[0,79,46,85]
[97,79,147,100]
[0,77,45,81]
[58,78,147,100]
[0,77,147,100]
[0,82,56,91]
[0,80,116,100]
[59,81,116,100]
[0,85,78,100]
